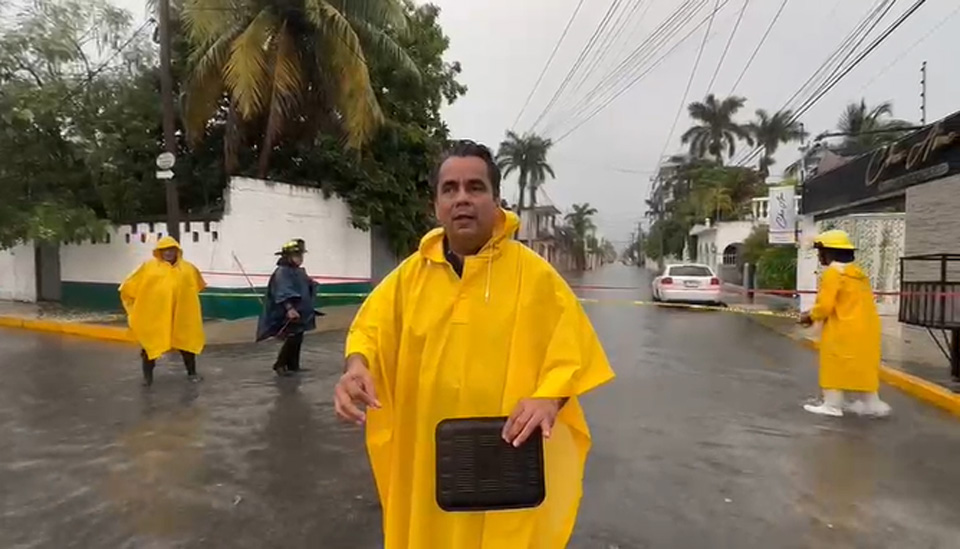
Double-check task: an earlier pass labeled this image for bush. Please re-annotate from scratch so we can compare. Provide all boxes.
[757,246,797,290]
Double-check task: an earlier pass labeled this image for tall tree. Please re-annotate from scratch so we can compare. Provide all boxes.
[0,0,157,247]
[747,109,806,179]
[836,99,912,155]
[180,0,419,176]
[495,131,555,211]
[565,202,597,271]
[680,94,752,163]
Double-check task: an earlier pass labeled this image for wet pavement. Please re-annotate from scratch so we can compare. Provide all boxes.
[2,265,960,548]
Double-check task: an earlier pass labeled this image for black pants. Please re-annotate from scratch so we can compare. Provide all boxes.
[141,349,197,381]
[274,332,304,372]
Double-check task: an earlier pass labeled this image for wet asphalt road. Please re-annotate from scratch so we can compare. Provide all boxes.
[2,265,960,549]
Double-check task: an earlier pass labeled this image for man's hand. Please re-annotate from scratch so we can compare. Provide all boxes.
[799,312,813,327]
[334,355,380,425]
[285,307,300,321]
[502,398,564,447]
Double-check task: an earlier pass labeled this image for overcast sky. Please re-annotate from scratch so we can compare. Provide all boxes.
[113,0,960,246]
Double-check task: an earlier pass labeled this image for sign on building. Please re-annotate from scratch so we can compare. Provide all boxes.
[768,185,796,244]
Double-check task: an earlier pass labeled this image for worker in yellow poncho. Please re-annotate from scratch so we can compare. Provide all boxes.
[800,230,891,418]
[334,141,615,549]
[120,236,207,386]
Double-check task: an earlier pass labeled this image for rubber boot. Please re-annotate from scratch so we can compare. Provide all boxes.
[182,351,203,383]
[141,351,155,387]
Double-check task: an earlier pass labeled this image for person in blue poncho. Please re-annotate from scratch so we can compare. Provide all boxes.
[256,239,320,376]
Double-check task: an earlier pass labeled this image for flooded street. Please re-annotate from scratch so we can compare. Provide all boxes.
[2,265,959,548]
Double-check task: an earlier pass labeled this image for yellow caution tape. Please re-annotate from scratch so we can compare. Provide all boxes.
[577,298,799,319]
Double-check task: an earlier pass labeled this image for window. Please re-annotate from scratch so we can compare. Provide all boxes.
[668,265,713,277]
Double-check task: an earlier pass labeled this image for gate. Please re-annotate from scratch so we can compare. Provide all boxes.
[899,254,960,382]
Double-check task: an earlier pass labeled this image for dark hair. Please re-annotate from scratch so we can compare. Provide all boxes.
[817,246,855,264]
[430,140,501,198]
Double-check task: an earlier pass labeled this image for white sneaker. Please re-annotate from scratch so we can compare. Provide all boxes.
[845,400,868,416]
[864,399,892,418]
[803,402,844,417]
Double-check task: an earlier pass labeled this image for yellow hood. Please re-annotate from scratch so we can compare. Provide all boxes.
[418,209,520,263]
[153,236,182,260]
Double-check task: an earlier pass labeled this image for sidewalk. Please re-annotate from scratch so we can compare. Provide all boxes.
[749,311,960,417]
[0,300,359,345]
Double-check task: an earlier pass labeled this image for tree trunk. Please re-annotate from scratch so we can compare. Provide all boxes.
[517,170,528,211]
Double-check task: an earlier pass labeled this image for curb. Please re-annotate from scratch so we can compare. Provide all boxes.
[760,320,960,418]
[0,316,135,344]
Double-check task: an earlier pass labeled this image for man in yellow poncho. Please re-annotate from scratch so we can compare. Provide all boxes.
[800,230,891,418]
[120,236,206,386]
[333,140,615,548]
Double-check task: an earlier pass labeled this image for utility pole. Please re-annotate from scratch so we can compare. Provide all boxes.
[920,60,927,125]
[158,0,181,242]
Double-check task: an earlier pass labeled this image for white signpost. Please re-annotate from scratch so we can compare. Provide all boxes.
[767,185,796,245]
[156,152,175,180]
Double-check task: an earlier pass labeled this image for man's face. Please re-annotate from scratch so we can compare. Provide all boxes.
[160,247,178,263]
[289,253,304,266]
[434,156,498,252]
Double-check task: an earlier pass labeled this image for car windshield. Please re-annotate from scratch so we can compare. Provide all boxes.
[669,266,713,277]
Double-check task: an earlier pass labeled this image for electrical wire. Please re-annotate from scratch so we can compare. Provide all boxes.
[510,0,587,130]
[546,0,706,136]
[731,0,894,167]
[60,18,155,105]
[553,0,729,144]
[655,0,722,162]
[857,2,959,93]
[527,0,626,132]
[737,0,930,168]
[706,0,749,91]
[728,0,790,94]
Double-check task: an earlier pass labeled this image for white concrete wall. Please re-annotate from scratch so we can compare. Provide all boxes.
[693,221,755,273]
[0,244,36,301]
[797,215,819,312]
[57,177,371,289]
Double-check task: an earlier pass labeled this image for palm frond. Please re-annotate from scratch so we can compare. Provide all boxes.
[224,7,273,120]
[259,22,303,176]
[306,0,383,147]
[184,30,236,143]
[350,19,419,80]
[181,0,241,46]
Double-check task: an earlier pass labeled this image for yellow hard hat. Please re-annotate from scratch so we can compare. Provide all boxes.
[813,229,855,250]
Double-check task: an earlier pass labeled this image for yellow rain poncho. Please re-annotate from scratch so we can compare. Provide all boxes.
[809,263,881,392]
[119,237,206,360]
[346,210,615,549]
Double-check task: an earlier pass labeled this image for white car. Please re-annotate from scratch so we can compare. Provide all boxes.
[652,264,723,305]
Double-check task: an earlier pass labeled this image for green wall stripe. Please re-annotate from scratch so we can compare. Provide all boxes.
[60,280,371,320]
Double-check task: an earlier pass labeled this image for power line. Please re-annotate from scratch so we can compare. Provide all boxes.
[732,0,894,167]
[553,1,729,144]
[857,2,960,93]
[791,0,931,123]
[728,0,790,94]
[527,0,628,132]
[738,0,931,168]
[510,0,587,130]
[656,0,722,162]
[706,0,749,91]
[61,18,155,105]
[548,0,707,136]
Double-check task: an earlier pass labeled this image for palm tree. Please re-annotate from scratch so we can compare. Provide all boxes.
[180,0,418,176]
[680,94,753,163]
[747,109,806,179]
[836,99,912,155]
[565,203,597,271]
[496,131,555,212]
